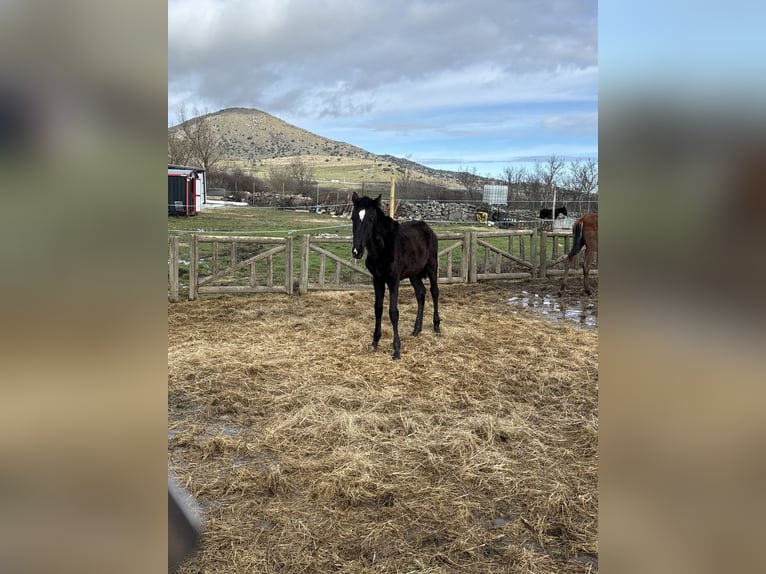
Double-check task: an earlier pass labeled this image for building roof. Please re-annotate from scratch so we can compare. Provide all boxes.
[168,164,206,172]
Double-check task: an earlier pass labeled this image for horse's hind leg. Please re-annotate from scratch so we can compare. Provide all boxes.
[427,265,440,333]
[388,281,401,359]
[371,278,385,350]
[582,249,594,295]
[410,276,426,336]
[559,256,573,296]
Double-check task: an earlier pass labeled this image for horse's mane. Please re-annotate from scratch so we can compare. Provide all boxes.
[371,203,399,239]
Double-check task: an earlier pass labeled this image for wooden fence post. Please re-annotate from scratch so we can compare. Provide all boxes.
[299,234,310,295]
[189,234,199,300]
[285,236,294,294]
[462,231,470,283]
[469,231,478,283]
[539,230,547,279]
[168,235,179,302]
[530,231,538,277]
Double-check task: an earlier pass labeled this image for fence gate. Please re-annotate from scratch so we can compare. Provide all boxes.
[470,230,537,282]
[539,230,598,279]
[298,235,372,294]
[189,235,294,299]
[437,232,469,283]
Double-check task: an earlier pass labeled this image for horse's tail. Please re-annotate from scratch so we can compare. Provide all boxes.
[568,220,585,258]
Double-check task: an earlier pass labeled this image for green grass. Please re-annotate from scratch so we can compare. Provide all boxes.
[168,206,351,237]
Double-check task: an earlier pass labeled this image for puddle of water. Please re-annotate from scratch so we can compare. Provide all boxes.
[508,293,597,329]
[202,418,245,438]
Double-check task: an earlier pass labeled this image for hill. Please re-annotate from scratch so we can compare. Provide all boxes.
[169,107,464,187]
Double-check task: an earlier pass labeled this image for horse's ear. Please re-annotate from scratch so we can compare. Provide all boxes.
[374,194,382,205]
[352,192,359,201]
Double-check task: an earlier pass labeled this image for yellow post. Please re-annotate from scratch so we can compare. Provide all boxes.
[389,174,396,218]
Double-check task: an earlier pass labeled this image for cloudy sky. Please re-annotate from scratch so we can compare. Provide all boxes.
[168,0,597,177]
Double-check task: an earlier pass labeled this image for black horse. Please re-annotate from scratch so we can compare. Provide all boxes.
[351,193,440,359]
[539,206,568,219]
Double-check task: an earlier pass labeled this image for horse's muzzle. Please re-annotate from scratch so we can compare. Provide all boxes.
[351,246,364,259]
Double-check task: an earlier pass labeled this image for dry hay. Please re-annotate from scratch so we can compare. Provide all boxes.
[168,282,598,573]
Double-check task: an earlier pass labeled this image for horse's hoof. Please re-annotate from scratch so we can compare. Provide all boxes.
[392,352,401,360]
[411,329,421,337]
[370,342,379,351]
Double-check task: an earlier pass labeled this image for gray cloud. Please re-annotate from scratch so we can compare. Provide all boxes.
[169,0,597,120]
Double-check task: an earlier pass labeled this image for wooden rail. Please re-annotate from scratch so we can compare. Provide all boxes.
[170,228,596,300]
[188,235,294,299]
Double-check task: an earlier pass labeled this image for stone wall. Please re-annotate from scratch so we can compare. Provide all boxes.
[392,200,541,224]
[395,200,477,221]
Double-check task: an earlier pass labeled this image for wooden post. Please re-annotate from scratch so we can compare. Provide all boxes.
[529,231,537,277]
[285,237,294,294]
[539,230,547,279]
[469,232,478,283]
[462,231,470,283]
[189,234,199,300]
[168,236,179,302]
[389,174,396,218]
[299,234,310,294]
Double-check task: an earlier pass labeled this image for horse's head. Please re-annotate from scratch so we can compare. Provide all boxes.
[351,193,381,259]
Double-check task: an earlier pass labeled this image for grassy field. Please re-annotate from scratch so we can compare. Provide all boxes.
[167,205,515,237]
[224,155,455,188]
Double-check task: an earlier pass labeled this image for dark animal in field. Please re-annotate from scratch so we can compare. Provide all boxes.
[539,206,568,219]
[351,192,440,360]
[559,213,598,296]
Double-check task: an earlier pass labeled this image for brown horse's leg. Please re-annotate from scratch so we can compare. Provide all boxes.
[410,276,426,336]
[371,278,385,350]
[582,249,593,295]
[559,256,573,296]
[388,281,401,359]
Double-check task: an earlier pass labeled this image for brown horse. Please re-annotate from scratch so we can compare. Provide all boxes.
[559,213,598,296]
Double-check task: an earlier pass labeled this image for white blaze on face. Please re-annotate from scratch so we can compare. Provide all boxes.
[352,209,366,257]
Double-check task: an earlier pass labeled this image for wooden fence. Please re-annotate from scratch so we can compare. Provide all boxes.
[168,229,596,301]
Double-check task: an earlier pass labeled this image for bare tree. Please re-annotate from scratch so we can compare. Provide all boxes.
[176,105,224,172]
[502,165,527,205]
[526,163,545,205]
[541,155,565,206]
[168,131,192,165]
[456,166,482,200]
[267,163,294,195]
[567,158,598,212]
[289,157,316,196]
[395,167,414,198]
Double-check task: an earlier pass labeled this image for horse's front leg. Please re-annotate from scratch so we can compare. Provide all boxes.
[388,280,401,359]
[371,278,385,351]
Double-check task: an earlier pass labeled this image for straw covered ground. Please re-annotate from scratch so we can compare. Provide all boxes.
[168,281,598,573]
